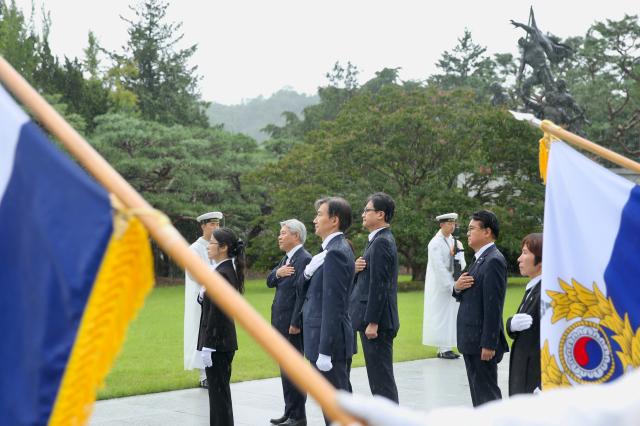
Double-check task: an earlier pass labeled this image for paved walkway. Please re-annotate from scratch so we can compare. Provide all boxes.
[90,358,509,426]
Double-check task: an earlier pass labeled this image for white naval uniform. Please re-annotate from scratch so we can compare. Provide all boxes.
[422,230,466,351]
[184,237,211,371]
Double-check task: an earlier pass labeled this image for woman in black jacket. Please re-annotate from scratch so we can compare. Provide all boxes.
[506,233,542,396]
[198,227,246,426]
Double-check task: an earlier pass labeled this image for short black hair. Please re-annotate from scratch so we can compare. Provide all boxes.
[472,210,500,239]
[522,233,543,265]
[367,192,395,223]
[315,196,352,232]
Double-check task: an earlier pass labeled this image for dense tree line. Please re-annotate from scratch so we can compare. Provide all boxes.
[1,0,638,278]
[254,79,542,279]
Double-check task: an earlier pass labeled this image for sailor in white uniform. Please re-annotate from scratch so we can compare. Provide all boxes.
[184,211,223,388]
[422,212,466,359]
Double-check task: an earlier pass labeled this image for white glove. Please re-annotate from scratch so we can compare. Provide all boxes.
[331,390,426,426]
[304,251,327,279]
[510,313,533,332]
[201,348,214,368]
[316,353,333,372]
[197,285,206,303]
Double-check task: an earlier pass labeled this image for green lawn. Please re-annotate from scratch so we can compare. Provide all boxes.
[98,276,527,399]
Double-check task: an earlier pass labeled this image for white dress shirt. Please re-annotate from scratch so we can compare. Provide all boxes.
[368,226,388,241]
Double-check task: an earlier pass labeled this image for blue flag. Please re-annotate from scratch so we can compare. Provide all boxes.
[0,84,154,425]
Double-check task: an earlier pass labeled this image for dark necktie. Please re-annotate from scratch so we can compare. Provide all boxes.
[467,257,477,272]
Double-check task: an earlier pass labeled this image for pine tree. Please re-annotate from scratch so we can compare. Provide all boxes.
[114,0,209,127]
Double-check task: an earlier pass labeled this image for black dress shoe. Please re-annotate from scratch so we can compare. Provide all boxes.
[270,415,288,425]
[439,351,460,359]
[279,418,307,426]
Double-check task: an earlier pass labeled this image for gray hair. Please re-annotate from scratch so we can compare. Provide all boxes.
[280,219,307,244]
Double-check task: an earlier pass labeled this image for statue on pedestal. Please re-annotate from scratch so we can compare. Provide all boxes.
[511,9,586,133]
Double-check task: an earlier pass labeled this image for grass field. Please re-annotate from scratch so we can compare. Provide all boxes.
[97,276,528,399]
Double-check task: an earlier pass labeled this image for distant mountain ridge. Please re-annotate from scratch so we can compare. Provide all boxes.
[207,89,319,142]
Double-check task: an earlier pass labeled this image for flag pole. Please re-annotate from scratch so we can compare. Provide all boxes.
[509,111,640,173]
[540,120,640,173]
[0,56,357,425]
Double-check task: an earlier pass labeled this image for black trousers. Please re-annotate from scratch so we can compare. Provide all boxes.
[279,332,306,420]
[314,358,351,426]
[346,356,353,393]
[359,330,399,403]
[462,353,502,407]
[205,351,235,426]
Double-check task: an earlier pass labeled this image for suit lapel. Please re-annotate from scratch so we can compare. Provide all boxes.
[466,257,477,273]
[517,287,531,313]
[519,281,540,313]
[364,227,387,255]
[288,249,298,265]
[319,236,341,276]
[325,233,343,251]
[364,237,373,256]
[467,244,496,275]
[288,247,304,266]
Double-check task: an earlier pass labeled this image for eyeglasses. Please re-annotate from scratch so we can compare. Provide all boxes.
[362,208,378,214]
[467,225,485,232]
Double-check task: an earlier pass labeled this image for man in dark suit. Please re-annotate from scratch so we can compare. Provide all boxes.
[349,192,400,402]
[266,219,312,426]
[302,197,355,425]
[453,210,509,407]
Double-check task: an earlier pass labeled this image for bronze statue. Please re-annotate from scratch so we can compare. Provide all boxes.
[511,9,585,133]
[516,35,554,97]
[510,19,572,64]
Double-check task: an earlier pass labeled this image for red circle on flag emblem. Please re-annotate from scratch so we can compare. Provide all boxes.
[559,321,614,384]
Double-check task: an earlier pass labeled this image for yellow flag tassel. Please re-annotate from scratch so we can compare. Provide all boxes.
[538,120,559,184]
[539,135,550,184]
[48,209,155,426]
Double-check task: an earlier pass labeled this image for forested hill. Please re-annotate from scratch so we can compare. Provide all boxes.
[207,89,319,142]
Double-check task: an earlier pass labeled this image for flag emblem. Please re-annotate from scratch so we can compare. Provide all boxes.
[558,319,614,384]
[544,275,640,388]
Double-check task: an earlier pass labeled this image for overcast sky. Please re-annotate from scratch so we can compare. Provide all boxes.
[12,0,638,105]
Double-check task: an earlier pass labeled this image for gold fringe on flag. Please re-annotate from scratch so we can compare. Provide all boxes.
[538,120,558,184]
[538,136,550,184]
[48,206,155,426]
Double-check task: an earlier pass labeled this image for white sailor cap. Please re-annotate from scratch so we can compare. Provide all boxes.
[196,211,223,223]
[435,212,458,222]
